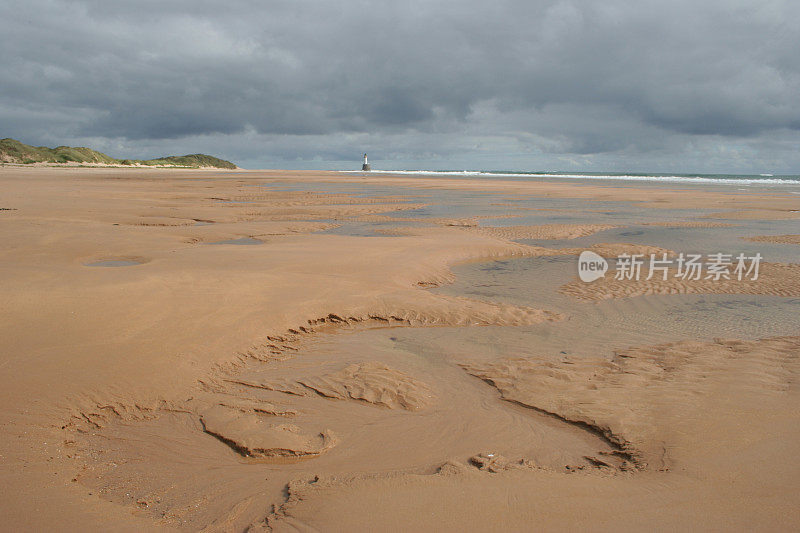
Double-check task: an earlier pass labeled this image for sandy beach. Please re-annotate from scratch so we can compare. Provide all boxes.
[1,166,799,531]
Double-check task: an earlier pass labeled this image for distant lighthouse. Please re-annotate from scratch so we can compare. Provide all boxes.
[361,153,371,171]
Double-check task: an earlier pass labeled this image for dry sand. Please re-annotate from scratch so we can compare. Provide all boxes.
[745,234,800,245]
[0,166,798,531]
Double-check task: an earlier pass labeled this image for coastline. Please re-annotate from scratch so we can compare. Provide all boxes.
[341,169,800,186]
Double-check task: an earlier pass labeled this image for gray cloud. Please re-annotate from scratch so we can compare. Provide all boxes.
[1,0,799,171]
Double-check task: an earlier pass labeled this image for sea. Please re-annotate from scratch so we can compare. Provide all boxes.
[342,169,800,187]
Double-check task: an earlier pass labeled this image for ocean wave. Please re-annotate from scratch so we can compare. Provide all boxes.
[340,169,800,186]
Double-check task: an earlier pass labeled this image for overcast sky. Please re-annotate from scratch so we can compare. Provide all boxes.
[1,0,799,172]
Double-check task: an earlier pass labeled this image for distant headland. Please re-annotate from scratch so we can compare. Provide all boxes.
[0,138,238,169]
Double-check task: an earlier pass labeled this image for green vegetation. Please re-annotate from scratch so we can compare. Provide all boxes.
[0,138,237,169]
[139,154,238,169]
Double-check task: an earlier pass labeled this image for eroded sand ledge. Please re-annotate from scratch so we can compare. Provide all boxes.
[0,167,798,531]
[269,335,800,530]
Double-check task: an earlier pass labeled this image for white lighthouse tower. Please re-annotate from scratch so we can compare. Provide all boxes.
[361,153,371,171]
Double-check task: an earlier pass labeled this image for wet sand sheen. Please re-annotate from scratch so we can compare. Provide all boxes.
[74,329,625,528]
[0,167,798,531]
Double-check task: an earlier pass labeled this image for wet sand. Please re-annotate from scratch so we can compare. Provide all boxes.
[0,166,798,531]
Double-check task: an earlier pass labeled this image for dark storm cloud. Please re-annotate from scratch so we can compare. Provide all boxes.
[1,0,799,170]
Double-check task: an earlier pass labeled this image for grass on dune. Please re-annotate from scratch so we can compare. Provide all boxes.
[0,138,237,169]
